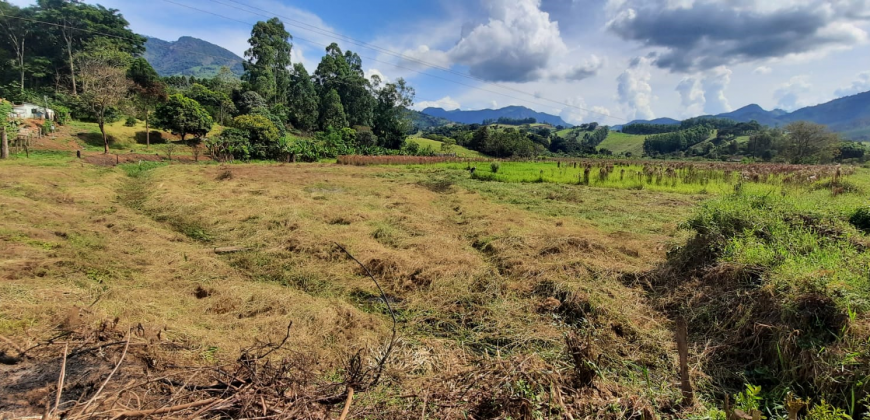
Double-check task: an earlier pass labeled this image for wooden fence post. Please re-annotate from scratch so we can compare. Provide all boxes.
[676,316,694,406]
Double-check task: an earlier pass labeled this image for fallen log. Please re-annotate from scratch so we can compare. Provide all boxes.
[213,246,251,254]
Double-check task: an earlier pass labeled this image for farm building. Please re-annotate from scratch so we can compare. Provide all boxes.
[10,102,55,120]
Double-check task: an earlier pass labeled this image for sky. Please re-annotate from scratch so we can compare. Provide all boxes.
[9,0,870,125]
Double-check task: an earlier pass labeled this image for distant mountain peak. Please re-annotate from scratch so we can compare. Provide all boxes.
[144,36,244,78]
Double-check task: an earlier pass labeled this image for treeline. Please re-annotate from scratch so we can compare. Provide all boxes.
[623,118,763,136]
[645,120,865,164]
[621,123,678,135]
[423,122,613,157]
[0,4,420,161]
[643,125,713,155]
[482,117,537,125]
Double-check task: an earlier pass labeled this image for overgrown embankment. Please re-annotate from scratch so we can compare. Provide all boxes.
[649,188,870,416]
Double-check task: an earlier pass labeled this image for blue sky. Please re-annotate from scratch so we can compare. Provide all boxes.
[10,0,870,125]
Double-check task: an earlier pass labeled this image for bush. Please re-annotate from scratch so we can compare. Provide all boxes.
[849,207,870,233]
[124,116,137,127]
[490,162,501,173]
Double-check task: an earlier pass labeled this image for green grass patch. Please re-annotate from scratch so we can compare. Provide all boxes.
[119,161,169,178]
[419,161,790,195]
[407,136,484,157]
[597,131,646,156]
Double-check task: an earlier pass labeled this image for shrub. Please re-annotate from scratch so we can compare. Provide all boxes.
[232,114,280,159]
[124,116,137,127]
[849,207,870,233]
[490,162,501,173]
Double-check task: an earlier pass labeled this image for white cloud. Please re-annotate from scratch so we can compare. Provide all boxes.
[560,97,590,125]
[543,55,606,82]
[398,45,452,71]
[835,71,870,97]
[414,96,461,111]
[754,66,773,75]
[559,97,614,124]
[445,0,568,82]
[617,56,656,120]
[675,76,705,117]
[774,75,813,111]
[400,0,600,83]
[701,66,732,114]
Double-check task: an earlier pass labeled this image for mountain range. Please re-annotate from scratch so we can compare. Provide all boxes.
[422,105,571,127]
[143,35,870,141]
[144,36,244,78]
[615,91,870,140]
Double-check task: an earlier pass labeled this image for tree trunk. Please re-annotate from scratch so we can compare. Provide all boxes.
[145,111,150,148]
[65,30,77,96]
[99,109,108,154]
[1,126,8,159]
[19,39,25,95]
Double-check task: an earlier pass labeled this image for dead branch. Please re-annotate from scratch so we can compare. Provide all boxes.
[214,246,252,254]
[338,386,354,420]
[334,242,397,390]
[110,397,221,419]
[78,331,131,415]
[52,342,69,417]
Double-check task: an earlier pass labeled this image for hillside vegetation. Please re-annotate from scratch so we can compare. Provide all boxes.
[144,36,245,77]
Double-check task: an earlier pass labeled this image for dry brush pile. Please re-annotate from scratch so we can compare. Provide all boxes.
[337,155,481,166]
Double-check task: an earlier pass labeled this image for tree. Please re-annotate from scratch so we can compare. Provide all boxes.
[188,83,233,125]
[154,94,213,142]
[76,46,131,153]
[781,121,840,164]
[127,58,166,147]
[469,126,489,151]
[319,88,346,130]
[235,91,266,115]
[242,18,292,105]
[313,43,374,127]
[287,63,318,132]
[0,4,32,94]
[38,0,145,95]
[1,98,13,159]
[371,77,414,149]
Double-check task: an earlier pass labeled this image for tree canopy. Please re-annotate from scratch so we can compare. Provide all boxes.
[154,94,213,141]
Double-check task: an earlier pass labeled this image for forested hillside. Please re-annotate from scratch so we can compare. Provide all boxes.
[423,105,571,126]
[144,36,245,77]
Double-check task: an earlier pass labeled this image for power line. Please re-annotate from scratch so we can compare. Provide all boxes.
[0,11,143,42]
[2,3,626,124]
[211,0,623,122]
[159,0,625,123]
[0,10,453,106]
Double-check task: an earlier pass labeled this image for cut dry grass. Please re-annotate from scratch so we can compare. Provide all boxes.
[0,159,690,418]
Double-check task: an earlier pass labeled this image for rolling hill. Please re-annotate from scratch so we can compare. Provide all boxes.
[714,104,788,126]
[407,109,453,132]
[144,36,245,78]
[613,91,870,141]
[422,105,571,127]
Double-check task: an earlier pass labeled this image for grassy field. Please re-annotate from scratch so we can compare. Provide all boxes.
[597,131,645,155]
[66,120,223,155]
[407,136,484,157]
[416,159,851,196]
[554,128,647,156]
[2,151,870,417]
